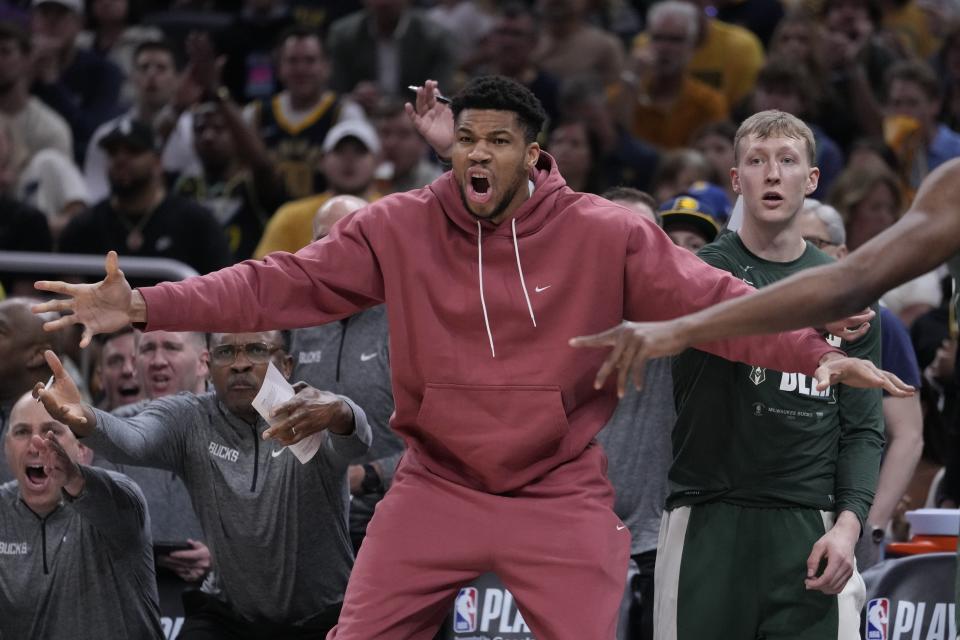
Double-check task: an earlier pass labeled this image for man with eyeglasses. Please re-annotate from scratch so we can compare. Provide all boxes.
[34,330,372,639]
[795,200,845,254]
[626,1,728,150]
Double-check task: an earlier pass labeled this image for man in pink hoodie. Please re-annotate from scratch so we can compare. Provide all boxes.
[34,76,907,639]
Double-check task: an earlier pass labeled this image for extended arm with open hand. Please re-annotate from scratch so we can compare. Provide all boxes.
[569,222,915,397]
[628,160,960,352]
[33,201,386,341]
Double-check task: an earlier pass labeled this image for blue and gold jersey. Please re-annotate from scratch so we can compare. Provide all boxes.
[252,91,342,199]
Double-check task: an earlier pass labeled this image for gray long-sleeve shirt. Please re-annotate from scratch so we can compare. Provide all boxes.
[595,357,675,556]
[86,391,371,624]
[93,461,204,542]
[291,305,402,538]
[0,466,162,640]
[95,399,204,543]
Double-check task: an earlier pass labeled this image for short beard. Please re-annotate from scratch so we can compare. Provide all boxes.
[200,156,230,180]
[459,165,528,223]
[109,173,153,200]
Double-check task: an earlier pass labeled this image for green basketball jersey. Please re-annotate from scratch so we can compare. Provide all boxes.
[668,232,884,525]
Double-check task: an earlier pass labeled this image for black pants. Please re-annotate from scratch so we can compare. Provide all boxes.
[178,591,341,640]
[628,549,656,640]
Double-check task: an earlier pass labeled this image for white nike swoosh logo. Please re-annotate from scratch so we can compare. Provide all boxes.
[534,285,551,293]
[360,352,378,362]
[271,447,287,458]
[616,524,627,531]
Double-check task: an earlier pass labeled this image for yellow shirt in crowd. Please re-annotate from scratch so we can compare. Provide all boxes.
[633,18,764,109]
[254,193,332,258]
[631,77,728,150]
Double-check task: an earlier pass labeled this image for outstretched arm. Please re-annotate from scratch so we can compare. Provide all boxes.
[569,221,914,396]
[34,431,149,551]
[34,201,386,341]
[65,466,151,553]
[661,159,960,345]
[570,160,960,395]
[35,351,187,472]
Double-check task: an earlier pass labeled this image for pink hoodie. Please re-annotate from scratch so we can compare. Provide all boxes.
[141,153,838,494]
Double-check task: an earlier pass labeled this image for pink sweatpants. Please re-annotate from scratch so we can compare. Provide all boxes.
[327,443,630,639]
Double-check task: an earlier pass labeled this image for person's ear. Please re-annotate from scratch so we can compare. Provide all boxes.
[76,442,94,465]
[730,168,741,194]
[25,344,47,370]
[196,349,210,380]
[526,142,540,169]
[805,166,820,195]
[279,354,294,379]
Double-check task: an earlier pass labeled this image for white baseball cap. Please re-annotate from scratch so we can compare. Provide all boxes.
[322,119,381,155]
[32,0,84,13]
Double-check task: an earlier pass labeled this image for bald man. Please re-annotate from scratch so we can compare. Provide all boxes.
[0,298,62,482]
[291,194,404,552]
[312,195,369,241]
[0,388,161,639]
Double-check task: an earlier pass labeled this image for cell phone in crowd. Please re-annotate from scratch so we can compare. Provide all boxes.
[153,540,192,556]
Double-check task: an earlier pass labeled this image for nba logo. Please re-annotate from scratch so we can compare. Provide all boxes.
[865,598,889,640]
[453,587,478,632]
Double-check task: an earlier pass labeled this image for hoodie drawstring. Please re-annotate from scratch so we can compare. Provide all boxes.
[476,220,539,358]
[477,221,496,358]
[512,218,537,328]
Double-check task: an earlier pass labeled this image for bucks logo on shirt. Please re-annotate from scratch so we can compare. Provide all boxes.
[669,232,883,523]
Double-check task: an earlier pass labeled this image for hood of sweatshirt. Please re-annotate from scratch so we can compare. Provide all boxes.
[427,152,569,358]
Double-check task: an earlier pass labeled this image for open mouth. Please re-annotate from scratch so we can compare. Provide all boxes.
[762,192,784,205]
[466,171,493,204]
[24,464,48,488]
[148,374,171,390]
[119,384,140,398]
